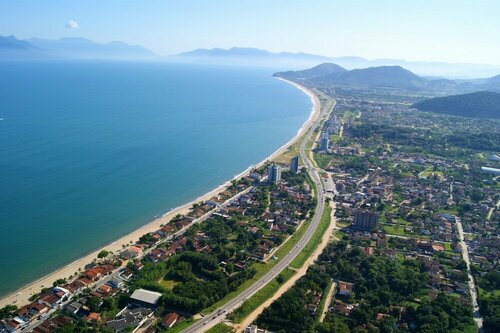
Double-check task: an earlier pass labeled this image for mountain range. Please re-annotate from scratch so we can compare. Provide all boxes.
[169,47,332,69]
[274,63,500,93]
[170,47,500,78]
[1,36,500,78]
[0,35,157,60]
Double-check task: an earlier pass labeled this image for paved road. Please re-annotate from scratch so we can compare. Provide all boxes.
[181,94,327,333]
[456,217,483,332]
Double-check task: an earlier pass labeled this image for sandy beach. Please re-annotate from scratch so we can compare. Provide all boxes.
[0,78,321,309]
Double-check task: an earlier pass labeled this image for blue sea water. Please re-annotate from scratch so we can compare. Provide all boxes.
[0,61,311,296]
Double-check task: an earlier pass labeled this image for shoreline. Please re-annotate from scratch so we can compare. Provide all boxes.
[0,78,321,308]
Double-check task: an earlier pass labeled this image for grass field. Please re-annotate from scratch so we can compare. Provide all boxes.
[439,208,459,215]
[419,167,444,180]
[205,323,234,333]
[313,152,331,170]
[342,109,360,121]
[159,279,179,290]
[382,224,414,238]
[166,318,199,333]
[394,218,411,225]
[272,140,302,164]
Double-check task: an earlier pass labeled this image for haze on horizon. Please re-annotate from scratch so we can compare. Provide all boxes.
[1,0,500,66]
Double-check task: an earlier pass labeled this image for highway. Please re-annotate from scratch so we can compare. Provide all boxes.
[181,93,327,333]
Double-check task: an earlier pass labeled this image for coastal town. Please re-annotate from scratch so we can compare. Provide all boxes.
[0,155,318,333]
[246,82,499,332]
[1,76,499,333]
[2,2,500,333]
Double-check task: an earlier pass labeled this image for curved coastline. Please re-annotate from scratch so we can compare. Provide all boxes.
[0,78,320,308]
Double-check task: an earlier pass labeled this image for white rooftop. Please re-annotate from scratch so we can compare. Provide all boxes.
[130,288,162,305]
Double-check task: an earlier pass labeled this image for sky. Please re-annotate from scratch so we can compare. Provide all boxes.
[1,0,500,65]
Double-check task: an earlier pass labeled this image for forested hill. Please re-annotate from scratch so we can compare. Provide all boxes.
[275,64,427,90]
[413,91,500,119]
[273,63,347,80]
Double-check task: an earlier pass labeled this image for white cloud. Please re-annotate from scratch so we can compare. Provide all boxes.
[65,20,79,29]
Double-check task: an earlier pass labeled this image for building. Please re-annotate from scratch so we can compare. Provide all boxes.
[129,288,162,308]
[319,133,329,151]
[488,154,500,162]
[245,325,269,333]
[267,164,281,183]
[106,306,153,332]
[338,281,354,296]
[481,166,500,175]
[161,312,180,329]
[352,210,380,230]
[290,155,299,174]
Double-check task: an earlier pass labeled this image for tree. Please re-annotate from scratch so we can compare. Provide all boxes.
[52,278,67,287]
[98,250,111,259]
[87,296,101,312]
[0,305,18,320]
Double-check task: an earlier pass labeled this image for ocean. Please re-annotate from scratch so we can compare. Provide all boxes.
[0,61,311,296]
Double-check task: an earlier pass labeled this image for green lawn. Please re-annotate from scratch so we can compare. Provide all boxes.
[479,287,500,298]
[313,152,331,170]
[342,109,360,121]
[159,279,179,290]
[439,208,459,216]
[382,224,413,238]
[394,218,411,225]
[329,133,341,142]
[167,318,199,333]
[419,167,444,180]
[205,323,234,333]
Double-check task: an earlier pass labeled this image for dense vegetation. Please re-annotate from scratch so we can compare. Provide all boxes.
[349,123,500,152]
[256,241,475,333]
[413,91,500,119]
[128,250,256,314]
[256,266,328,332]
[0,305,17,320]
[476,271,500,333]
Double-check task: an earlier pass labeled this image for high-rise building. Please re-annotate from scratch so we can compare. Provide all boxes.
[352,210,380,230]
[267,164,281,183]
[290,155,299,174]
[320,136,329,151]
